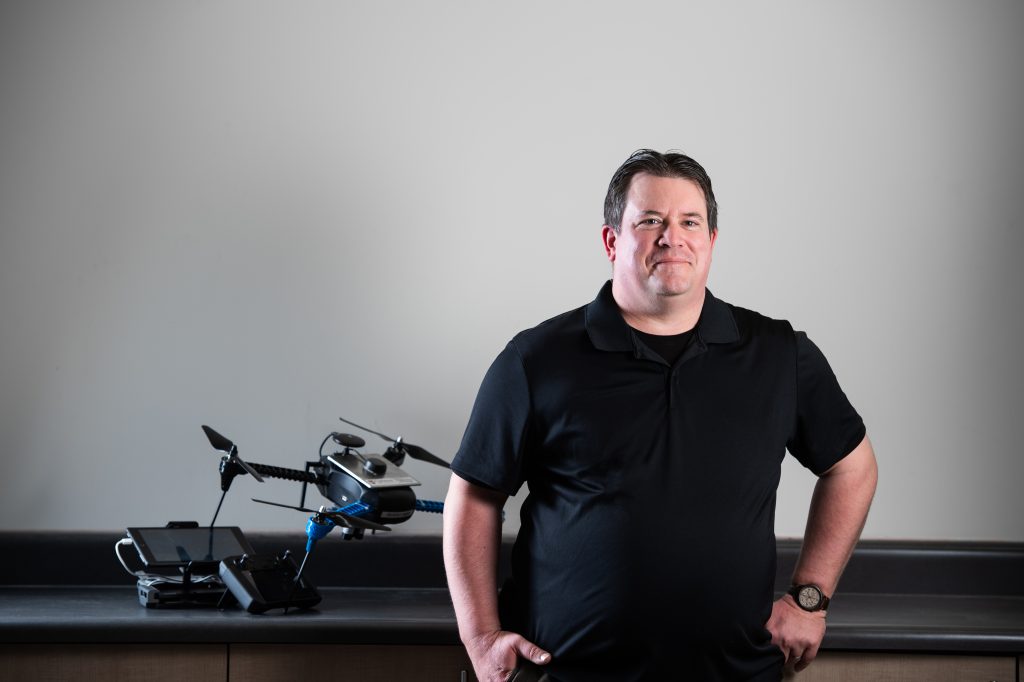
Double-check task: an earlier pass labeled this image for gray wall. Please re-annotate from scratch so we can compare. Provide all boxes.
[2,1,1022,541]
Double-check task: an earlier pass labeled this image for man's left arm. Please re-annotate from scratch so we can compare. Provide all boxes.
[766,434,878,671]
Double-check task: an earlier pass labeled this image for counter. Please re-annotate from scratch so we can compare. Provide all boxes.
[1,532,1022,681]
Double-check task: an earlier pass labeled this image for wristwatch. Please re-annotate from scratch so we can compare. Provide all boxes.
[788,584,831,612]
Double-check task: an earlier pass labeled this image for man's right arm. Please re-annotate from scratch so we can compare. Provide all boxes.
[443,473,550,682]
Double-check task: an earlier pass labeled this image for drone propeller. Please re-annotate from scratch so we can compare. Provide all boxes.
[202,425,264,482]
[251,498,392,533]
[338,417,451,469]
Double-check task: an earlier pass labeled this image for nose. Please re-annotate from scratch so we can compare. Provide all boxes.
[656,220,690,247]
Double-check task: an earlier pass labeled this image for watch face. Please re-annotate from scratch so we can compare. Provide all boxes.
[798,586,822,609]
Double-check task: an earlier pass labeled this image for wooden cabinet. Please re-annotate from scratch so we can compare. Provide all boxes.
[1,644,1018,682]
[229,644,475,682]
[784,652,1017,681]
[0,644,226,682]
[0,643,475,682]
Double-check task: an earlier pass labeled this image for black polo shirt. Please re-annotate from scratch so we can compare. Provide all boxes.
[452,281,865,682]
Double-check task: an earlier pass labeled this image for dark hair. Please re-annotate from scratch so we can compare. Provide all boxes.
[603,149,718,235]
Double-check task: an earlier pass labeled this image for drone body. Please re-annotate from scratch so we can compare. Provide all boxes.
[201,418,450,538]
[313,439,421,525]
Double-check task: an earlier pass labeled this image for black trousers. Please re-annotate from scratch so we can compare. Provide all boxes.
[509,661,552,682]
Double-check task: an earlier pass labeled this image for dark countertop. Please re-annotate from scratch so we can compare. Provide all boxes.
[1,532,1022,654]
[0,586,462,645]
[2,587,1023,653]
[814,593,1024,653]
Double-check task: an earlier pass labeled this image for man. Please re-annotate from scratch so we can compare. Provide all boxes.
[443,149,878,681]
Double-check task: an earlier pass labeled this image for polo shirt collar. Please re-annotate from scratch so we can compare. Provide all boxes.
[584,280,739,352]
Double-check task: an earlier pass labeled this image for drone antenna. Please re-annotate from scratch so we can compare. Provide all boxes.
[210,490,228,528]
[283,548,313,616]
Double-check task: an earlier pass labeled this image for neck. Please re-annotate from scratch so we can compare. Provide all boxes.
[613,286,706,335]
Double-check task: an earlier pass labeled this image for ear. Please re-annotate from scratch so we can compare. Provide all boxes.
[601,225,617,262]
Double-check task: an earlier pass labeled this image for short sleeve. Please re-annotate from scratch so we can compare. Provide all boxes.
[787,332,866,475]
[451,341,532,496]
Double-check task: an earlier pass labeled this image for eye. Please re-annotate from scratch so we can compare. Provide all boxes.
[638,217,662,228]
[684,220,701,230]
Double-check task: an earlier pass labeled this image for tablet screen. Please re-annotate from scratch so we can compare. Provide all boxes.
[126,526,254,568]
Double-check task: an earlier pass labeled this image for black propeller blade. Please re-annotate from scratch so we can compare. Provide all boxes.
[251,498,391,533]
[338,417,451,469]
[400,442,451,469]
[202,425,265,482]
[201,424,235,453]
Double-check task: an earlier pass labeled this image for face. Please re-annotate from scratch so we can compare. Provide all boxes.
[602,173,717,308]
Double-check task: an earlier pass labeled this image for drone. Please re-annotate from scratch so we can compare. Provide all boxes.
[201,417,450,546]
